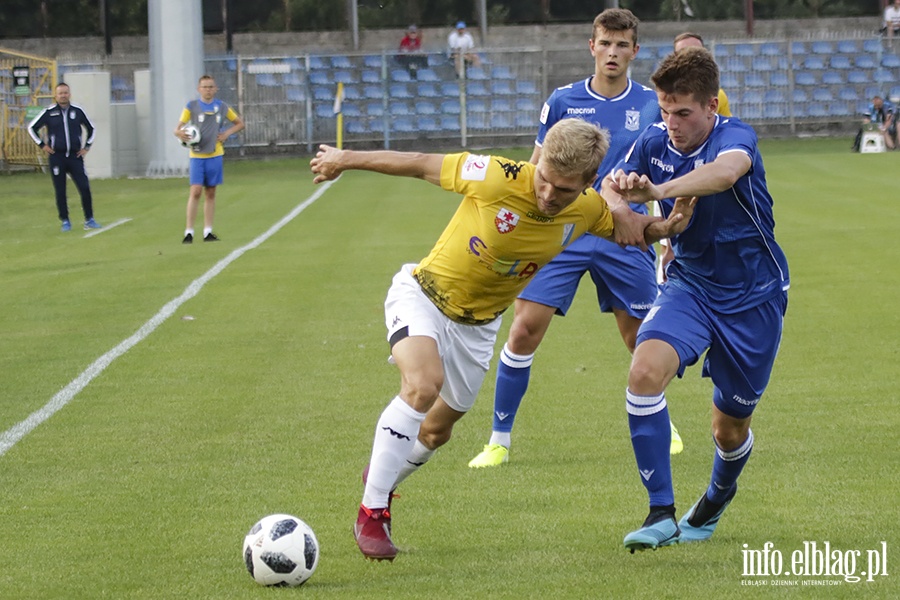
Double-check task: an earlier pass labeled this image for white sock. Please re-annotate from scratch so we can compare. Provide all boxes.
[394,440,436,488]
[488,431,511,447]
[362,396,426,509]
[203,227,212,236]
[185,228,194,236]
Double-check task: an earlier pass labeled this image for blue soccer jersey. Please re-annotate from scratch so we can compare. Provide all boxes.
[616,115,790,313]
[536,77,660,214]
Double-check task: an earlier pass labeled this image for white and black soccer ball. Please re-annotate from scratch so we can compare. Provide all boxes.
[181,124,201,147]
[243,514,319,587]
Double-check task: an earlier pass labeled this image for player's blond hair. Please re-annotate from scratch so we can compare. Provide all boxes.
[652,46,719,104]
[541,118,609,183]
[593,8,640,45]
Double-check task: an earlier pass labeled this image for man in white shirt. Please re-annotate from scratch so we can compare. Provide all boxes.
[885,0,900,38]
[448,21,481,76]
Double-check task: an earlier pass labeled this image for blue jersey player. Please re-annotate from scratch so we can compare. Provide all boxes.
[600,47,790,552]
[468,8,684,469]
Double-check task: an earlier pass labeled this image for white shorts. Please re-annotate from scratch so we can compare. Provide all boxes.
[384,264,502,412]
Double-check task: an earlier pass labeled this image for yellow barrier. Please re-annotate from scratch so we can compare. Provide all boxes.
[1,47,57,167]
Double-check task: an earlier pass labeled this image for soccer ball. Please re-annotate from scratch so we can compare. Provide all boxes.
[181,124,201,147]
[243,514,319,587]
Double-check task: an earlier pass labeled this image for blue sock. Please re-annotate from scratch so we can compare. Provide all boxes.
[490,344,534,436]
[626,389,674,507]
[706,429,753,503]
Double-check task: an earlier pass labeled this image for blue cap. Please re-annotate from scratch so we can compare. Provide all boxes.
[456,21,466,29]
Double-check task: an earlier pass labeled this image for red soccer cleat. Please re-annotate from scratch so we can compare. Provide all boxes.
[353,504,398,561]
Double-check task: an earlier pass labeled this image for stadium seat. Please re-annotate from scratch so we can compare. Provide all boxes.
[285,87,305,102]
[492,98,512,112]
[467,112,489,129]
[415,100,437,115]
[419,117,440,132]
[807,104,828,117]
[863,39,882,54]
[331,55,353,69]
[830,102,851,116]
[366,102,385,117]
[770,72,790,86]
[363,85,383,99]
[494,114,514,129]
[811,41,833,54]
[743,90,764,103]
[792,104,809,118]
[309,71,329,85]
[764,89,786,103]
[723,57,748,72]
[361,70,380,84]
[389,101,412,116]
[346,121,368,134]
[492,65,514,79]
[847,71,869,84]
[790,41,807,55]
[440,99,461,114]
[309,56,328,70]
[763,104,787,119]
[802,56,825,70]
[875,69,894,82]
[795,71,817,86]
[312,86,333,101]
[829,55,852,70]
[515,114,534,129]
[440,116,460,131]
[792,89,809,102]
[283,72,303,86]
[713,45,730,59]
[314,104,334,118]
[226,58,237,71]
[343,103,363,118]
[466,67,489,80]
[720,73,740,88]
[466,81,490,96]
[812,88,834,102]
[334,70,357,84]
[390,69,412,82]
[416,69,441,82]
[416,83,440,98]
[733,44,755,57]
[657,45,673,58]
[467,98,488,113]
[744,73,766,87]
[427,54,446,67]
[516,80,539,95]
[759,43,781,56]
[363,55,383,69]
[854,55,877,69]
[256,74,279,87]
[856,100,870,115]
[388,83,412,98]
[838,87,859,101]
[343,86,361,100]
[516,97,540,113]
[864,86,881,99]
[822,71,843,85]
[882,54,900,68]
[393,117,416,132]
[890,85,900,100]
[836,40,859,54]
[493,80,514,95]
[441,82,460,97]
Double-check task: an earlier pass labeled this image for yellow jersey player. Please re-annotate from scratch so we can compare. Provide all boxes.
[310,118,695,562]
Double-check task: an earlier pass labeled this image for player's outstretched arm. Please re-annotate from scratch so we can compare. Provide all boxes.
[642,196,697,244]
[311,144,444,185]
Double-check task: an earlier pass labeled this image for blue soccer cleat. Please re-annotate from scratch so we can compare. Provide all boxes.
[61,220,72,232]
[678,484,737,543]
[83,218,102,230]
[624,512,681,553]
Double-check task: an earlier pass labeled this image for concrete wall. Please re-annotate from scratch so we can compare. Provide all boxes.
[64,71,112,179]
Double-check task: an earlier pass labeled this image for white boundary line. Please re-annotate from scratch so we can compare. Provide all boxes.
[84,218,132,238]
[0,180,336,458]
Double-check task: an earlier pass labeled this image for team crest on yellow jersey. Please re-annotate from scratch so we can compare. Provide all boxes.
[495,208,520,233]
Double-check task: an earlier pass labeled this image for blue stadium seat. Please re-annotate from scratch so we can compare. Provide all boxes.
[419,116,440,132]
[515,114,534,128]
[855,55,877,69]
[763,104,787,119]
[743,90,764,103]
[390,69,412,82]
[492,80,514,95]
[427,54,446,67]
[309,71,329,85]
[492,65,514,79]
[830,102,851,116]
[285,87,305,102]
[802,56,825,70]
[829,55,852,69]
[713,45,729,59]
[466,67,489,80]
[388,83,412,98]
[440,99,461,114]
[256,74,279,87]
[363,85,383,99]
[770,72,790,86]
[836,40,859,54]
[720,73,740,88]
[792,104,808,118]
[812,88,834,102]
[416,83,440,98]
[314,104,334,118]
[822,71,843,85]
[389,101,412,116]
[283,72,303,86]
[467,81,490,96]
[312,86,332,101]
[811,41,833,54]
[864,86,881,99]
[741,105,763,119]
[226,58,237,71]
[331,55,353,69]
[285,57,303,71]
[848,71,869,84]
[334,71,357,84]
[792,89,809,102]
[795,71,817,86]
[346,121,368,134]
[309,56,328,70]
[467,98,488,113]
[863,39,882,53]
[516,80,539,95]
[441,82,460,97]
[363,55,383,69]
[440,116,460,131]
[759,43,781,56]
[366,102,384,116]
[516,97,540,113]
[343,86,362,100]
[875,69,894,82]
[362,70,380,84]
[890,85,900,99]
[415,100,437,115]
[856,100,870,115]
[838,87,859,101]
[733,44,754,57]
[343,103,363,118]
[657,45,673,58]
[790,41,807,55]
[467,113,489,130]
[393,117,416,132]
[744,73,766,87]
[807,104,828,117]
[764,89,786,103]
[723,57,748,72]
[492,98,512,112]
[493,114,514,129]
[416,69,440,82]
[882,54,900,68]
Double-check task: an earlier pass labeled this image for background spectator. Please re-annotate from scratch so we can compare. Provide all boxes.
[448,21,481,77]
[398,24,427,77]
[853,95,896,151]
[884,0,900,38]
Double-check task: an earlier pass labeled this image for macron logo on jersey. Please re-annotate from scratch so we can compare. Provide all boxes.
[461,154,489,181]
[651,157,674,173]
[566,107,596,115]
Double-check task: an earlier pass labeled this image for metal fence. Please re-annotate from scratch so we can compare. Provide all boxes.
[23,36,900,153]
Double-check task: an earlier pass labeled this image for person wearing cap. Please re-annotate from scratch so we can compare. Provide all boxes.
[398,24,426,77]
[448,20,481,77]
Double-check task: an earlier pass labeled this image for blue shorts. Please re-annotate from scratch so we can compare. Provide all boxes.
[518,233,657,318]
[636,284,788,419]
[189,156,224,187]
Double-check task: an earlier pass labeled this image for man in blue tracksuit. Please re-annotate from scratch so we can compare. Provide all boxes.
[28,82,101,232]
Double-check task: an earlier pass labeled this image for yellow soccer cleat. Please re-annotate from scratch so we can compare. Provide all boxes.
[467,443,509,468]
[670,421,684,455]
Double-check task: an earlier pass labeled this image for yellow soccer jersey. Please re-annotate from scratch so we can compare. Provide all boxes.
[413,152,614,325]
[717,88,732,117]
[179,103,239,158]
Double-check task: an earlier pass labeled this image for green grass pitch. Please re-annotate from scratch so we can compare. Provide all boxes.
[0,137,897,598]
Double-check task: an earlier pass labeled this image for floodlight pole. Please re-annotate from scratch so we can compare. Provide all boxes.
[745,0,755,36]
[349,0,359,51]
